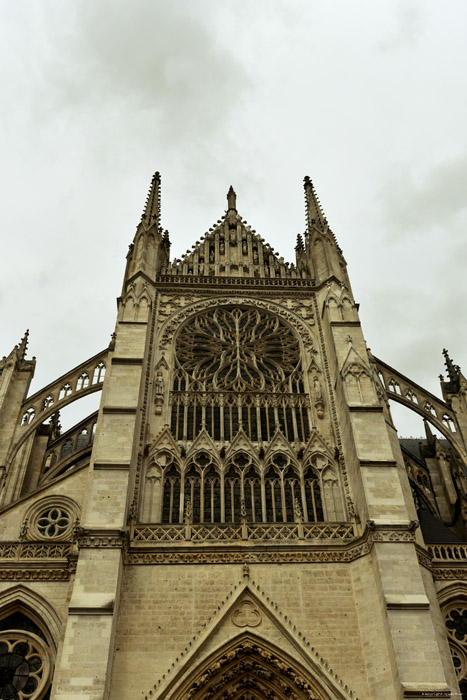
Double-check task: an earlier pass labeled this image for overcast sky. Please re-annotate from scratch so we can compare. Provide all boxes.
[1,1,466,435]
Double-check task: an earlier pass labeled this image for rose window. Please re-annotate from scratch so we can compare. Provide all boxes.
[0,633,50,699]
[175,306,301,392]
[171,306,310,443]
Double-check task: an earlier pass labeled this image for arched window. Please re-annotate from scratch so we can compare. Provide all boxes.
[162,463,181,524]
[183,452,220,524]
[21,408,35,426]
[93,362,106,384]
[224,466,241,523]
[264,465,282,523]
[303,466,324,522]
[76,429,89,449]
[60,439,73,459]
[0,610,53,698]
[76,373,89,390]
[58,383,72,400]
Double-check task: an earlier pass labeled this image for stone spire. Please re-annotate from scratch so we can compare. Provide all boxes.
[141,171,161,229]
[303,176,326,232]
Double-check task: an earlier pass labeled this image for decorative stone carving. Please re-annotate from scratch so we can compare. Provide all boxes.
[154,370,165,415]
[231,600,262,627]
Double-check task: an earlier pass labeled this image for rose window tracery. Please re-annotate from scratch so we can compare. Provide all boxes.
[170,306,310,443]
[444,606,467,699]
[0,632,50,700]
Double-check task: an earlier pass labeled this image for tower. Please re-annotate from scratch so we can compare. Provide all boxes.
[1,174,466,700]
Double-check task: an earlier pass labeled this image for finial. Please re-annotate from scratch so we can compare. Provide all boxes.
[295,233,304,252]
[442,348,461,384]
[227,186,237,211]
[18,329,29,361]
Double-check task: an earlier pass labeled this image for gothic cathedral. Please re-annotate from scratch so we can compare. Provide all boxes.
[1,174,467,700]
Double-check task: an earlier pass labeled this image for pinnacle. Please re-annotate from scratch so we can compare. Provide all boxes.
[442,348,461,383]
[303,175,326,232]
[18,329,29,361]
[227,185,237,211]
[141,171,161,225]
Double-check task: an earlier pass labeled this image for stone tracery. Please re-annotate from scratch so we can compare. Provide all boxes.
[170,305,311,444]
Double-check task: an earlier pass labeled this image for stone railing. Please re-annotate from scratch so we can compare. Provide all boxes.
[132,522,355,544]
[428,544,467,562]
[0,541,73,560]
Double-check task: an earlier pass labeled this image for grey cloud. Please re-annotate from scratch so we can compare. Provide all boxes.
[379,152,467,235]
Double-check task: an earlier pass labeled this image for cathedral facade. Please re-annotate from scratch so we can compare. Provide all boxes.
[1,174,467,700]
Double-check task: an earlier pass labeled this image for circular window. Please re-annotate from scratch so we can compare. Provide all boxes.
[23,496,79,542]
[0,632,51,699]
[446,608,467,642]
[36,508,71,539]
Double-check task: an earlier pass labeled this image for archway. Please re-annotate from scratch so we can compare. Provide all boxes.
[171,635,340,700]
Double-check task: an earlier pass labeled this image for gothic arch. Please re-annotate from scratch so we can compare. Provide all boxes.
[163,633,350,700]
[157,295,316,354]
[0,584,62,652]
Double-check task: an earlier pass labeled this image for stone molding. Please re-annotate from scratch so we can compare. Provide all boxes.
[76,528,125,549]
[156,275,314,289]
[126,522,422,565]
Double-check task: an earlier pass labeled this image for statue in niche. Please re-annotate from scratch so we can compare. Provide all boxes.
[313,375,322,400]
[219,238,225,254]
[253,247,259,263]
[312,375,325,419]
[154,371,165,415]
[242,238,248,254]
[209,248,215,263]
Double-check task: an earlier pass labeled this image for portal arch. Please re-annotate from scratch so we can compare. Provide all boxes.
[162,634,353,700]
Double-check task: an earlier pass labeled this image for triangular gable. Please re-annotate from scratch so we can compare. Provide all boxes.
[302,428,334,464]
[148,426,180,458]
[165,193,300,280]
[340,344,370,376]
[224,428,258,461]
[143,576,360,700]
[186,429,220,461]
[263,430,294,461]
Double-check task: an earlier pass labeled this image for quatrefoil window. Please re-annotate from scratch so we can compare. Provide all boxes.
[23,496,79,541]
[36,508,71,539]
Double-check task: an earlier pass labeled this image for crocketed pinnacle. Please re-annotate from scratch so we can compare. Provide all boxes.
[18,329,29,361]
[303,176,326,231]
[141,171,161,226]
[442,348,461,383]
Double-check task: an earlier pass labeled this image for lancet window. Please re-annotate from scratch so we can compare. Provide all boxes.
[148,449,325,525]
[170,306,311,445]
